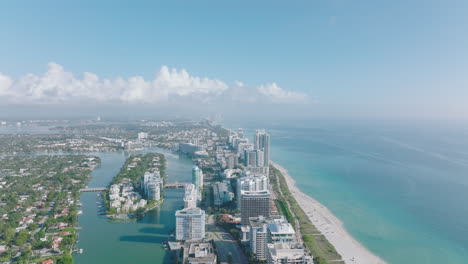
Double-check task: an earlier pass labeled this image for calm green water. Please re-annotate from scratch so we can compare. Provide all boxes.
[74,149,193,264]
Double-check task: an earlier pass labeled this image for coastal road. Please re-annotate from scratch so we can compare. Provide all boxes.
[206,215,247,264]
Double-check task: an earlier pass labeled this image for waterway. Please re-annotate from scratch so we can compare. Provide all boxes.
[74,148,194,264]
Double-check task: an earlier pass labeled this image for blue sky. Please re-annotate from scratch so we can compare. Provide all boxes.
[1,0,467,120]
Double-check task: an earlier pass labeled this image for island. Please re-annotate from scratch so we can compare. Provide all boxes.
[104,153,166,220]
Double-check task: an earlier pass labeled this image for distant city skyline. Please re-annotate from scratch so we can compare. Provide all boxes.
[1,0,467,120]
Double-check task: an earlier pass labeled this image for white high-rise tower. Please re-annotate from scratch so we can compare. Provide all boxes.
[254,129,270,167]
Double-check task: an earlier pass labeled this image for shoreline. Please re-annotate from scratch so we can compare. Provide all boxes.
[271,161,386,264]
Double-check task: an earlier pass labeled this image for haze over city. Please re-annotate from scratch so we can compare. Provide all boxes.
[1,1,468,264]
[1,0,467,120]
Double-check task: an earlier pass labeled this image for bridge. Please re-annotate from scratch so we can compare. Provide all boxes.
[79,187,107,192]
[164,182,191,189]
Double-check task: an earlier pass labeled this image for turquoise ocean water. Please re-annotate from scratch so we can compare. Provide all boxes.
[227,119,468,264]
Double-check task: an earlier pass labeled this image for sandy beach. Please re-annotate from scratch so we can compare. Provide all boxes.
[271,162,386,264]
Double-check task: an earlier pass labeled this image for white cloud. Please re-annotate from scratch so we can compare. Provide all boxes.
[257,83,309,104]
[0,73,12,96]
[0,63,309,105]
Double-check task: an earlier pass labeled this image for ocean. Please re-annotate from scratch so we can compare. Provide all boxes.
[226,119,468,264]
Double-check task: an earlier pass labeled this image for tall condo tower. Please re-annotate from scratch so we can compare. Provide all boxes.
[175,207,206,241]
[254,129,270,167]
[192,166,203,201]
[240,190,271,225]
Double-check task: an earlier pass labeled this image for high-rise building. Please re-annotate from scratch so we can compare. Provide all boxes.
[245,150,258,167]
[238,128,244,138]
[240,190,271,225]
[227,153,238,169]
[146,181,160,201]
[254,129,270,167]
[192,166,204,201]
[248,216,300,262]
[175,208,206,241]
[237,142,253,160]
[237,174,269,209]
[141,172,162,201]
[256,150,264,167]
[184,184,197,209]
[250,217,269,260]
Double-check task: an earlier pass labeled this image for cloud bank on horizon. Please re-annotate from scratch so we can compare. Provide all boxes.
[0,63,309,106]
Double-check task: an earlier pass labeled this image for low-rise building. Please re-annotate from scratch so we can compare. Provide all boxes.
[183,242,217,264]
[267,243,313,264]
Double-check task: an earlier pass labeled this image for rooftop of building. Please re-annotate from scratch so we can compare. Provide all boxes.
[268,220,295,234]
[176,207,205,216]
[268,242,312,260]
[185,242,217,263]
[241,190,270,196]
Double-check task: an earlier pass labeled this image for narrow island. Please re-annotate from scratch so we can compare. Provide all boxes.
[104,153,166,220]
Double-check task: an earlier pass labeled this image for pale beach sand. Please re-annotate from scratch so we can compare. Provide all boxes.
[271,162,386,264]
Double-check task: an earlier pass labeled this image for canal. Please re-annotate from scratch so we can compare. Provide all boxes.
[74,149,193,264]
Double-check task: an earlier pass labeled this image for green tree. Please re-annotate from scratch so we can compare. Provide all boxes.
[57,254,73,264]
[28,223,38,231]
[313,256,328,264]
[14,230,30,246]
[2,227,14,242]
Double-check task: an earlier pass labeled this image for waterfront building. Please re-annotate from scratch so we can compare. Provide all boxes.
[254,129,270,167]
[267,243,313,264]
[146,181,160,201]
[141,172,163,201]
[124,140,143,151]
[183,242,217,264]
[240,190,271,225]
[249,216,299,261]
[175,208,206,241]
[184,184,197,209]
[192,166,204,201]
[179,142,203,155]
[238,128,244,138]
[137,132,148,140]
[267,217,296,243]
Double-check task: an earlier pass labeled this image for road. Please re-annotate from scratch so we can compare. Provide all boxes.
[206,215,247,264]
